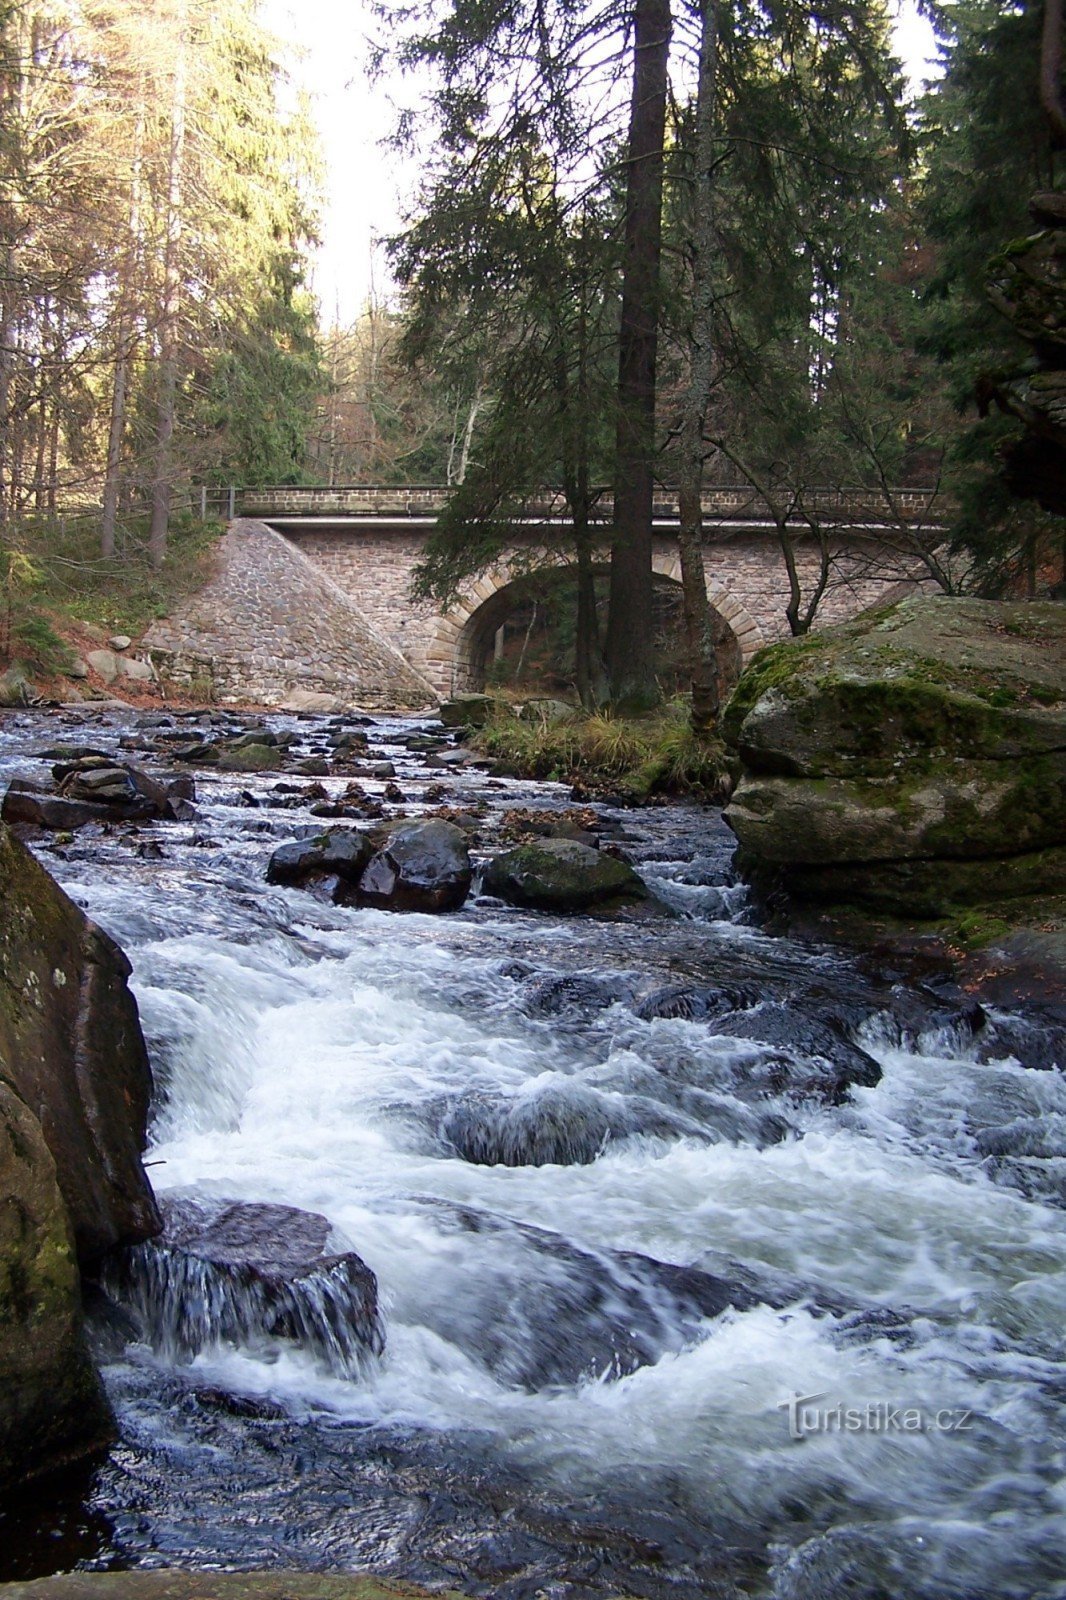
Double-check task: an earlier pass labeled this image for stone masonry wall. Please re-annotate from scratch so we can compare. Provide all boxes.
[143,518,933,708]
[143,520,437,709]
[291,526,932,695]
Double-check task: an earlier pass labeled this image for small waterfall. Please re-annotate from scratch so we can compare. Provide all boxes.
[101,1194,385,1379]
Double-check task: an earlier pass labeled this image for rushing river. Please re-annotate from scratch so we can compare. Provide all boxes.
[1,706,1064,1600]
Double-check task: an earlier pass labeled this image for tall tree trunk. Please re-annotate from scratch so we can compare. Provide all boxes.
[0,293,11,531]
[604,0,671,709]
[677,0,721,735]
[149,17,187,571]
[32,321,48,515]
[46,318,60,518]
[103,99,145,560]
[558,323,607,709]
[572,490,608,709]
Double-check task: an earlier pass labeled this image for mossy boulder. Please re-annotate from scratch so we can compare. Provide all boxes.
[722,596,1065,778]
[438,692,496,728]
[216,741,285,773]
[0,1081,114,1490]
[723,597,1066,919]
[0,825,159,1264]
[727,757,1065,864]
[482,838,651,913]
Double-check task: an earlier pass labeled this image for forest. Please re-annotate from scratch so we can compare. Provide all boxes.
[0,0,1062,709]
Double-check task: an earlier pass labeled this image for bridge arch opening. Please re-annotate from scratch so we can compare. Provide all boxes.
[438,562,748,697]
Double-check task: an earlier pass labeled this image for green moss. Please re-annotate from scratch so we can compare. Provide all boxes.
[950,909,1014,948]
[216,742,284,773]
[720,636,820,748]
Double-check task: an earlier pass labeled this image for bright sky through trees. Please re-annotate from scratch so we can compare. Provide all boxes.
[264,0,938,327]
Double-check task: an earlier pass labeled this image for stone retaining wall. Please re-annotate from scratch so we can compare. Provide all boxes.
[143,520,436,709]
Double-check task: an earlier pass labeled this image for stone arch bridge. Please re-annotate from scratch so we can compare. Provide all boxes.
[146,485,942,709]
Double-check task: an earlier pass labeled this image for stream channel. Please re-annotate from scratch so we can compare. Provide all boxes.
[0,706,1064,1600]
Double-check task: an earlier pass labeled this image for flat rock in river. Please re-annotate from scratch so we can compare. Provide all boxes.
[102,1193,383,1375]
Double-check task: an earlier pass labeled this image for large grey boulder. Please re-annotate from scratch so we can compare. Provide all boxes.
[723,596,1066,915]
[482,837,650,913]
[359,819,473,912]
[0,1082,113,1490]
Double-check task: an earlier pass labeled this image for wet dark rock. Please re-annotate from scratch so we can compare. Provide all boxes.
[2,781,131,830]
[703,1003,882,1101]
[0,1082,114,1491]
[389,1201,767,1391]
[482,837,651,914]
[33,744,112,763]
[425,748,478,769]
[972,1008,1065,1072]
[633,982,765,1021]
[101,1193,383,1376]
[4,758,194,831]
[438,1082,708,1168]
[171,740,220,763]
[329,732,369,755]
[520,971,638,1020]
[294,758,329,777]
[266,828,372,897]
[358,818,472,913]
[0,825,159,1263]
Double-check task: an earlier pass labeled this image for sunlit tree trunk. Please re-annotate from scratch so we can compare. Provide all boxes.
[103,98,145,559]
[149,11,187,570]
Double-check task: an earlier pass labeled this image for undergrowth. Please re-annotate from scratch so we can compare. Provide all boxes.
[472,700,733,800]
[8,511,224,639]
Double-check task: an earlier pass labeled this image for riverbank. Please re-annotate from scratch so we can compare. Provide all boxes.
[467,699,733,801]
